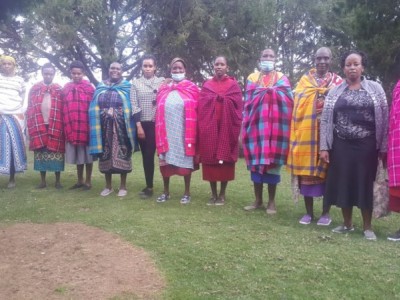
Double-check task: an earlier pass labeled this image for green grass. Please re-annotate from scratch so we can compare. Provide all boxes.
[1,153,400,299]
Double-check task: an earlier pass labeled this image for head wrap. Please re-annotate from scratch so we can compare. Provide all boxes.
[170,57,186,69]
[1,55,16,66]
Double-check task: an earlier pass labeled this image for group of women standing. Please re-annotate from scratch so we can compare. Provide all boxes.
[132,55,242,205]
[1,49,400,241]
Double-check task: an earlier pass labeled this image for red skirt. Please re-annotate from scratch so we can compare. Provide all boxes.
[160,165,192,177]
[389,187,400,213]
[202,163,235,182]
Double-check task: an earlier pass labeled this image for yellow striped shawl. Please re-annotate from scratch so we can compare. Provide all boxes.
[287,69,342,179]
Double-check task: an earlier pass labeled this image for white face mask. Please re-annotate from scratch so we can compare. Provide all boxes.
[259,61,274,72]
[171,73,185,82]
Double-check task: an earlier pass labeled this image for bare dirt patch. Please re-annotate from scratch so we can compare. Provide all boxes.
[0,223,165,299]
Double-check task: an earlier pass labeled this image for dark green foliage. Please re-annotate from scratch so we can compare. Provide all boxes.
[327,0,400,95]
[1,0,399,92]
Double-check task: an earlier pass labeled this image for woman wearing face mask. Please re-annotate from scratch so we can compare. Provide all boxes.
[242,48,294,214]
[198,56,243,205]
[131,54,165,199]
[155,57,199,204]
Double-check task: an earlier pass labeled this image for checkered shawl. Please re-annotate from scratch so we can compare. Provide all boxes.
[287,69,342,179]
[198,77,243,164]
[155,80,199,156]
[62,80,95,145]
[242,71,293,168]
[26,82,65,152]
[388,80,400,187]
[89,80,135,155]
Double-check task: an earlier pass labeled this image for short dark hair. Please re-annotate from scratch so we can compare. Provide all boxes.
[142,54,157,66]
[214,55,228,64]
[340,50,368,68]
[41,63,55,71]
[69,60,85,71]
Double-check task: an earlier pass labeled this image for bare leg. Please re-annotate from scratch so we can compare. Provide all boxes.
[55,171,62,188]
[8,163,15,187]
[304,196,314,218]
[38,171,47,188]
[120,173,127,190]
[184,174,191,196]
[361,208,373,231]
[342,207,353,228]
[85,163,93,187]
[105,173,112,190]
[321,201,331,216]
[219,181,228,201]
[253,183,263,207]
[163,177,170,195]
[77,164,84,185]
[209,182,218,199]
[266,183,277,211]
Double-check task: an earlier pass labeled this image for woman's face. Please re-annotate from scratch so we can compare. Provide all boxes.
[343,53,364,82]
[214,57,228,78]
[260,49,275,62]
[171,61,185,74]
[71,67,84,83]
[142,59,156,79]
[109,62,122,82]
[315,48,331,76]
[1,60,15,76]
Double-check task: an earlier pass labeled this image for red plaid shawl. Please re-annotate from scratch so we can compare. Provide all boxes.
[27,82,64,152]
[389,80,400,187]
[198,77,243,164]
[155,80,199,156]
[242,71,294,167]
[62,80,95,145]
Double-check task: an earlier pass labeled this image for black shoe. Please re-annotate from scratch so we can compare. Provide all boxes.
[387,230,400,242]
[139,187,153,198]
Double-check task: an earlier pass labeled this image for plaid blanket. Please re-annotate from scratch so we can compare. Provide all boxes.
[198,77,243,164]
[155,80,199,156]
[389,80,400,187]
[89,80,135,155]
[27,82,65,152]
[287,69,342,178]
[62,80,95,145]
[242,71,293,168]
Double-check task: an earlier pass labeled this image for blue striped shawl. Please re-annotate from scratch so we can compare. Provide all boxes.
[89,80,136,155]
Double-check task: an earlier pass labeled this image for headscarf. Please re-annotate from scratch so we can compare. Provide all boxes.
[1,56,16,65]
[170,57,186,69]
[1,55,16,75]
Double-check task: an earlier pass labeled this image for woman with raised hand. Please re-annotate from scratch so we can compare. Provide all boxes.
[155,57,199,204]
[320,50,388,241]
[198,56,243,205]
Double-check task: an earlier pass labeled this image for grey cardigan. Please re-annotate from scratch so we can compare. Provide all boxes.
[320,78,388,152]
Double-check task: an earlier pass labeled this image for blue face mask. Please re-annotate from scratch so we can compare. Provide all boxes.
[171,73,185,82]
[259,61,274,72]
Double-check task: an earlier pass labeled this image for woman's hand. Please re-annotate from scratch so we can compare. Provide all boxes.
[379,152,387,169]
[320,150,330,164]
[136,123,145,139]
